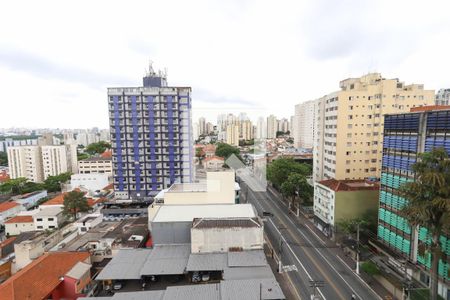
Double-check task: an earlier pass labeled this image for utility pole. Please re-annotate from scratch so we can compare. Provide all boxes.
[356,222,360,275]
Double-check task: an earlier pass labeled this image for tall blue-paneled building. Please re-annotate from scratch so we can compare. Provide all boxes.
[378,106,450,295]
[108,67,193,200]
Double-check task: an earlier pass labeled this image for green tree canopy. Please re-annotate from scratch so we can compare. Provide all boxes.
[85,141,111,155]
[215,143,242,161]
[0,151,7,166]
[399,148,450,300]
[267,158,311,188]
[280,173,313,207]
[63,190,90,220]
[44,172,72,193]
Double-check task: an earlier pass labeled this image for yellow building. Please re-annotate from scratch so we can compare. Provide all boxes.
[313,73,434,181]
[226,124,239,146]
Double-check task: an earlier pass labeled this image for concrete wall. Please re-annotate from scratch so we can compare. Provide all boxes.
[71,173,109,192]
[334,190,379,225]
[151,222,191,245]
[5,221,35,236]
[191,227,264,253]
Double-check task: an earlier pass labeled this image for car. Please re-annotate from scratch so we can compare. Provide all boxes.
[262,211,274,217]
[201,273,210,282]
[113,282,123,290]
[192,272,201,283]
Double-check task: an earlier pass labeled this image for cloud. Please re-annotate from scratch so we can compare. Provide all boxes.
[0,45,134,89]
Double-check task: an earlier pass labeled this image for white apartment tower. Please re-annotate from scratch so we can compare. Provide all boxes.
[7,146,43,182]
[41,145,78,180]
[266,115,278,139]
[293,99,318,149]
[312,73,434,182]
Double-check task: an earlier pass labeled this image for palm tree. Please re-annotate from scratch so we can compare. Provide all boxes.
[399,147,450,300]
[63,190,90,220]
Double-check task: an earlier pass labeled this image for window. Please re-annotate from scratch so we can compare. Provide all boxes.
[347,124,352,129]
[48,218,54,221]
[49,226,55,229]
[346,169,350,173]
[37,226,43,229]
[36,218,43,222]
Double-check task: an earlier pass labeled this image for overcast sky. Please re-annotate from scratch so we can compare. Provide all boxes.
[1,0,449,129]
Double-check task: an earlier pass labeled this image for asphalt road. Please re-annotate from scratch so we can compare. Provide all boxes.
[238,173,381,300]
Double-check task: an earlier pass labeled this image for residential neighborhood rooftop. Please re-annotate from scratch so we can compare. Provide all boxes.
[318,179,379,192]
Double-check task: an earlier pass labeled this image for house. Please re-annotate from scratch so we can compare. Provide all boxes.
[204,144,216,158]
[4,215,35,236]
[75,213,103,234]
[203,156,225,170]
[12,190,47,209]
[313,179,379,238]
[33,206,64,231]
[42,191,105,211]
[0,251,92,300]
[0,201,24,225]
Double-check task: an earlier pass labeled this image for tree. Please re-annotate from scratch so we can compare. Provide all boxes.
[0,151,7,166]
[44,172,72,192]
[399,148,450,300]
[85,141,111,155]
[195,147,205,165]
[63,190,90,220]
[267,158,311,188]
[215,143,242,161]
[0,177,28,194]
[280,173,313,208]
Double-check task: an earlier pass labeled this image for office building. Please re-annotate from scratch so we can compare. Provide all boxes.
[377,107,450,297]
[7,146,43,182]
[108,65,193,199]
[313,73,434,182]
[41,145,78,179]
[293,99,318,149]
[436,88,450,106]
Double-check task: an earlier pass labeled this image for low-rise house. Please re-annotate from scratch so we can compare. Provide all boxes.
[203,156,225,170]
[78,155,113,176]
[75,213,103,234]
[33,206,64,231]
[12,190,47,209]
[0,251,92,300]
[42,190,105,211]
[0,201,24,225]
[4,215,35,236]
[313,179,379,238]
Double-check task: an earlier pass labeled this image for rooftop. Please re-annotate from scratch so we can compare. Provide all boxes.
[318,179,379,192]
[4,215,33,224]
[42,191,103,207]
[0,201,19,213]
[153,204,256,223]
[410,105,450,112]
[0,251,90,300]
[81,155,112,162]
[34,206,63,217]
[192,218,261,229]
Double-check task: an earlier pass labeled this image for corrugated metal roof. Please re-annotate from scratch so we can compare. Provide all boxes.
[163,284,221,300]
[192,218,261,229]
[140,244,190,276]
[223,265,274,280]
[186,253,228,271]
[96,249,152,280]
[227,250,267,267]
[220,279,285,300]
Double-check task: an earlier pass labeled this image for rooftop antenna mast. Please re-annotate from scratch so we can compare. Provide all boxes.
[147,59,155,76]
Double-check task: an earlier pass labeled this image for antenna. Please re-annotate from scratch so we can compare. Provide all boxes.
[147,59,155,76]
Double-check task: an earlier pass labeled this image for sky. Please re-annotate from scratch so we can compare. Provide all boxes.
[1,0,449,129]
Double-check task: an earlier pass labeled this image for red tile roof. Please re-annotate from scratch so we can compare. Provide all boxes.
[0,251,90,300]
[5,216,33,224]
[0,237,16,249]
[0,201,19,213]
[102,183,114,191]
[204,156,224,162]
[100,150,112,158]
[41,189,88,206]
[4,215,34,224]
[318,179,379,192]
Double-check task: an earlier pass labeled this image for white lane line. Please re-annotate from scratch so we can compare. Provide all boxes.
[335,255,383,300]
[251,193,326,300]
[304,223,327,246]
[266,194,380,300]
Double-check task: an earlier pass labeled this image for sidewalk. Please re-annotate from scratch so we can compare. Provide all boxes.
[267,185,395,300]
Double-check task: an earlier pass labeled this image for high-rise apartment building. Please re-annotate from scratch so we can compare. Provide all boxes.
[293,100,318,149]
[7,146,43,182]
[41,145,78,180]
[278,118,290,133]
[240,120,254,141]
[108,66,193,199]
[436,88,450,106]
[226,124,239,146]
[255,117,266,140]
[377,107,450,296]
[198,117,206,135]
[313,73,434,182]
[266,115,277,139]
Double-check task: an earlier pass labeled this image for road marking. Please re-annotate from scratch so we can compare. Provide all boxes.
[304,223,327,246]
[264,232,303,300]
[266,190,381,300]
[250,191,326,300]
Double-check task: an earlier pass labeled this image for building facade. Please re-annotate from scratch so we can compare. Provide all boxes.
[108,67,193,199]
[293,99,318,149]
[436,88,450,106]
[266,115,277,139]
[41,145,78,180]
[377,107,450,297]
[78,156,113,176]
[7,146,43,182]
[313,73,434,182]
[226,124,239,146]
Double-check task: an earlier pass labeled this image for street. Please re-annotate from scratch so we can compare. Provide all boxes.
[239,173,382,300]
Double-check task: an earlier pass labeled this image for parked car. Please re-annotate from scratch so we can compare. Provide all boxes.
[201,273,210,282]
[192,272,201,283]
[113,282,123,290]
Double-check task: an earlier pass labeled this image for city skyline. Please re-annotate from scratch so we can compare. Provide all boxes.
[1,1,450,128]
